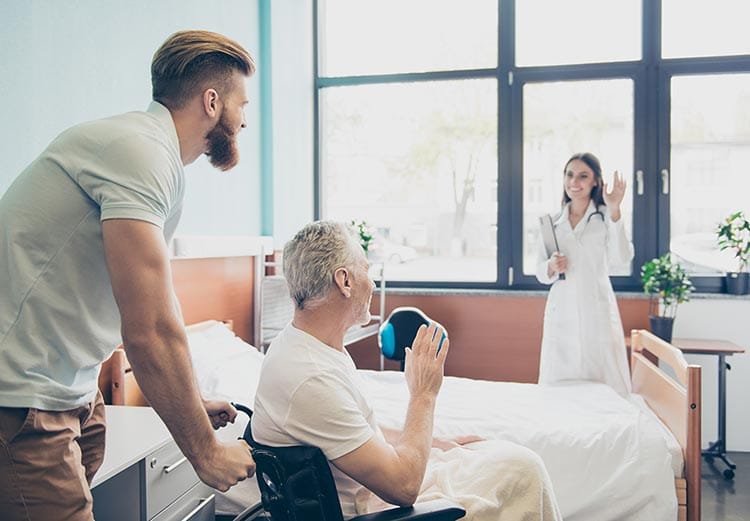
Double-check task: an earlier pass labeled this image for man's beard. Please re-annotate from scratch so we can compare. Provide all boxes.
[356,296,373,326]
[205,112,239,171]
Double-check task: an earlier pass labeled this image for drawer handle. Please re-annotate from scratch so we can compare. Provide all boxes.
[163,456,188,474]
[178,497,211,521]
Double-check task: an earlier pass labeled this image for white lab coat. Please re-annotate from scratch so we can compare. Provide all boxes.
[536,201,634,396]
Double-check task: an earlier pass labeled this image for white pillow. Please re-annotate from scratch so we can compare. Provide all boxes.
[186,321,264,409]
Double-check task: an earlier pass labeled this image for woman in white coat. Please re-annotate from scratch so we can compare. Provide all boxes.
[536,152,634,396]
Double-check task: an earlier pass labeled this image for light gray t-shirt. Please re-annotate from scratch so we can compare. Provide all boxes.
[252,324,382,519]
[0,102,184,410]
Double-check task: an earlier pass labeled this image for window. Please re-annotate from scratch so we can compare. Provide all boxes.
[662,0,750,59]
[316,0,499,284]
[320,79,498,282]
[515,0,641,67]
[521,79,634,276]
[318,0,498,76]
[669,74,750,276]
[315,0,750,291]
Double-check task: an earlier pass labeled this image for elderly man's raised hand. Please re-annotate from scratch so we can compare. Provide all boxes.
[404,323,450,400]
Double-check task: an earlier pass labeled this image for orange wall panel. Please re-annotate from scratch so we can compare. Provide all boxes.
[167,254,649,384]
[350,293,649,383]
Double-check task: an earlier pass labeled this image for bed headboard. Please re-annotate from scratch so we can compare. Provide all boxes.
[170,234,273,344]
[99,320,235,406]
[98,235,271,405]
[171,256,257,343]
[630,329,701,521]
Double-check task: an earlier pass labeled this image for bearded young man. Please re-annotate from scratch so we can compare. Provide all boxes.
[0,30,256,520]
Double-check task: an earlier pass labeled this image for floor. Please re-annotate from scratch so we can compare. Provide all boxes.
[217,452,750,520]
[702,451,750,521]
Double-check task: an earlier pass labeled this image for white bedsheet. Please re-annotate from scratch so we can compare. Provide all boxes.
[187,323,681,520]
[359,371,679,521]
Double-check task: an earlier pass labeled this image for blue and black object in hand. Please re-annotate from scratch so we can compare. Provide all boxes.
[379,307,448,371]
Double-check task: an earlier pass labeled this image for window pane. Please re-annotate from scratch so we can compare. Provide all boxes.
[522,79,634,276]
[663,0,750,59]
[320,80,498,282]
[318,0,498,76]
[670,74,750,275]
[516,0,640,66]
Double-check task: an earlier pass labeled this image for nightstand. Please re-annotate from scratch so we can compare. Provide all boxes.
[92,406,215,521]
[671,338,745,480]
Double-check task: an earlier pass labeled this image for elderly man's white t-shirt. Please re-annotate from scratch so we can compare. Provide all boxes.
[252,323,383,519]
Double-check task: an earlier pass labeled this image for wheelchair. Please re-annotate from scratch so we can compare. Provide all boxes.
[231,403,465,521]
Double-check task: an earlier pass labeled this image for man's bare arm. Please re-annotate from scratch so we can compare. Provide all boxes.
[332,324,449,506]
[381,426,484,451]
[102,219,254,491]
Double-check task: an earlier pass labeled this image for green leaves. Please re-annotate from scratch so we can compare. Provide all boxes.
[716,211,750,273]
[641,253,694,318]
[350,220,374,252]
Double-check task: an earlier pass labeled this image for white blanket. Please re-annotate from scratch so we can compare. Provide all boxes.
[188,323,680,520]
[359,371,679,521]
[359,440,563,521]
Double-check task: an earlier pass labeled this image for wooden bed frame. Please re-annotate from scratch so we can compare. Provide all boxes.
[630,329,701,521]
[98,252,702,521]
[97,319,230,407]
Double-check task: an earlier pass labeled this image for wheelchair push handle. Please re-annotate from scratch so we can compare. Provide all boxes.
[232,402,253,418]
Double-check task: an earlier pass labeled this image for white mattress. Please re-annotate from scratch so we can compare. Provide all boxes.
[187,323,681,520]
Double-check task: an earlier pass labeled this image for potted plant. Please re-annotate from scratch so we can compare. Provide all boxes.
[350,220,374,253]
[641,253,695,342]
[716,211,750,295]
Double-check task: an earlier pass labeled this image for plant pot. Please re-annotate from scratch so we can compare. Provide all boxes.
[649,316,675,343]
[725,272,749,295]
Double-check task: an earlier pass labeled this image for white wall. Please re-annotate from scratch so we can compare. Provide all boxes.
[672,298,750,451]
[0,0,262,235]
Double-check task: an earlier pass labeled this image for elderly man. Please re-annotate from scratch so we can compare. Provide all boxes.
[252,220,562,520]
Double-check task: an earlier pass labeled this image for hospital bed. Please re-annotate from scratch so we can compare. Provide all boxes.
[101,320,700,521]
[98,251,701,521]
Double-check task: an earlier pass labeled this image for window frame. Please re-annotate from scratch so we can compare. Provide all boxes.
[313,0,750,293]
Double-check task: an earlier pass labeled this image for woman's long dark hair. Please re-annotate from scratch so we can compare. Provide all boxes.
[561,152,605,208]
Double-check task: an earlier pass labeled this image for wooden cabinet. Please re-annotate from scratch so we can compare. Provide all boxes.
[92,406,215,521]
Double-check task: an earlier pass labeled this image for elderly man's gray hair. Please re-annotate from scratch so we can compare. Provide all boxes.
[282,221,360,310]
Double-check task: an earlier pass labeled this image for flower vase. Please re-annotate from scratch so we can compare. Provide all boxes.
[649,316,675,343]
[725,272,749,295]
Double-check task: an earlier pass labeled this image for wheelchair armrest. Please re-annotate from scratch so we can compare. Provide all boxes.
[351,499,465,521]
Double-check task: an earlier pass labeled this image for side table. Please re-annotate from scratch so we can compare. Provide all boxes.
[671,338,745,480]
